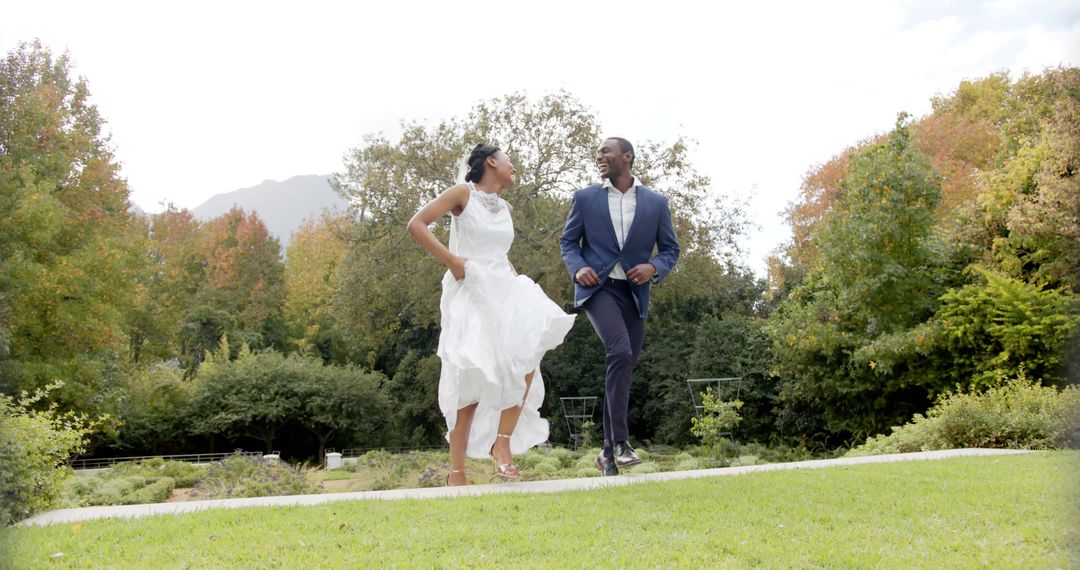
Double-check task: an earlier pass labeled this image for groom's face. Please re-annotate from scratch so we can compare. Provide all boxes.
[596,139,630,179]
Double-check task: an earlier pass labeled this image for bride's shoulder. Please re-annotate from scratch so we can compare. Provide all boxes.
[437,183,471,216]
[443,183,473,200]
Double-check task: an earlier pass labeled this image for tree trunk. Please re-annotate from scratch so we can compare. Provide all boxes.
[317,430,335,465]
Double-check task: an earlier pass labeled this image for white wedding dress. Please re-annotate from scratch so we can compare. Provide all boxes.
[437,183,575,458]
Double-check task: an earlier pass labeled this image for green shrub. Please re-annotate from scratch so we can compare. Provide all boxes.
[359,450,393,469]
[849,376,1080,456]
[848,414,945,456]
[68,477,117,506]
[124,477,176,504]
[369,474,399,491]
[341,460,362,473]
[160,462,206,488]
[736,442,816,464]
[62,477,112,507]
[0,382,106,525]
[547,447,573,468]
[934,267,1080,389]
[577,420,600,449]
[574,454,597,470]
[532,460,559,475]
[690,392,743,459]
[191,453,312,499]
[675,458,700,471]
[633,463,659,474]
[62,474,177,508]
[674,452,694,463]
[100,476,148,499]
[515,450,544,470]
[110,459,205,488]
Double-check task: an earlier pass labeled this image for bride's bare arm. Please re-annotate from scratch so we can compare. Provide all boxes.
[407,184,470,279]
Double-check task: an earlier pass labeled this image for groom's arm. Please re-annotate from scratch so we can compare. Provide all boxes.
[649,196,680,284]
[560,191,589,281]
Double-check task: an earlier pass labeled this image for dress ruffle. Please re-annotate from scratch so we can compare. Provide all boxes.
[437,257,575,458]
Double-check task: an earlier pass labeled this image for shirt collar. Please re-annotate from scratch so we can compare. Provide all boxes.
[603,177,641,194]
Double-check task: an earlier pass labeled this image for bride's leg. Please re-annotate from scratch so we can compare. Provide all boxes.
[448,402,478,486]
[492,370,535,464]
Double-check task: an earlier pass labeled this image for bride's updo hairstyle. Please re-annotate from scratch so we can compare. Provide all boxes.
[464,144,500,183]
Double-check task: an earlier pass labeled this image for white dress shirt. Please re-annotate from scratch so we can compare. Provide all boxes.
[604,177,641,280]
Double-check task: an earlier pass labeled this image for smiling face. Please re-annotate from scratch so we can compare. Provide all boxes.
[596,139,631,180]
[486,150,517,189]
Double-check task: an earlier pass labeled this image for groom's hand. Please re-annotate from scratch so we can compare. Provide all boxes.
[575,266,600,287]
[626,263,657,285]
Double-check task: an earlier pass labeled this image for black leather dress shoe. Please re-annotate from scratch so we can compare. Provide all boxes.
[613,441,642,468]
[594,453,619,476]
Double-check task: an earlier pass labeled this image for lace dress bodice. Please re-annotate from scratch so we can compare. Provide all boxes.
[448,183,513,264]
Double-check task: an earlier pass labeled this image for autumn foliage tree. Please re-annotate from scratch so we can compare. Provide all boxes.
[0,41,140,410]
[283,211,352,363]
[126,206,204,364]
[769,117,946,441]
[770,68,1080,444]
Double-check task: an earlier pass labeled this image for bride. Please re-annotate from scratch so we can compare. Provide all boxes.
[407,144,575,486]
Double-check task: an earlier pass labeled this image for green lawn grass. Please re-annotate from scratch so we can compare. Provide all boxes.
[3,452,1076,568]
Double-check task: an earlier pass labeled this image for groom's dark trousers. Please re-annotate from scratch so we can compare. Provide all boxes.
[583,278,644,454]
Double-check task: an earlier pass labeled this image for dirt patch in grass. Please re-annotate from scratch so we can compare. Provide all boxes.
[165,488,194,503]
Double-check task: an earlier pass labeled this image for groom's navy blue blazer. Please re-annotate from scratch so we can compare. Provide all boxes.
[560,183,680,319]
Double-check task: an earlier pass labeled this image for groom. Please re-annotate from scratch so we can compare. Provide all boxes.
[560,137,680,476]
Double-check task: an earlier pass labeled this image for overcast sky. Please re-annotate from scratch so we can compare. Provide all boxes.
[3,1,1078,274]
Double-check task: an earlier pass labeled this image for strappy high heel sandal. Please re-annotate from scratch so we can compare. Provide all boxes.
[489,433,520,481]
[446,467,467,486]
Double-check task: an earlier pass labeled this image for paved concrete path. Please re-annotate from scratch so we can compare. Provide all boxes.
[20,448,1033,527]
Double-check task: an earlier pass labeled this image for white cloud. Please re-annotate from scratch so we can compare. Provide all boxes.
[1010,22,1080,73]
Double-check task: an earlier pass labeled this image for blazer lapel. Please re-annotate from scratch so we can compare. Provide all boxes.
[623,185,648,245]
[596,186,620,248]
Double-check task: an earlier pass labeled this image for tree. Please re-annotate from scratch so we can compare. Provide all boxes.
[817,113,944,332]
[1002,68,1080,291]
[284,211,352,362]
[0,41,139,410]
[768,68,1080,445]
[298,364,390,459]
[379,349,444,446]
[126,206,207,364]
[188,346,303,453]
[106,361,193,454]
[188,345,394,457]
[769,117,946,441]
[778,72,1035,285]
[178,305,235,377]
[199,207,286,347]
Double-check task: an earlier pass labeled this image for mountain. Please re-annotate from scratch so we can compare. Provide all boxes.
[191,175,347,247]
